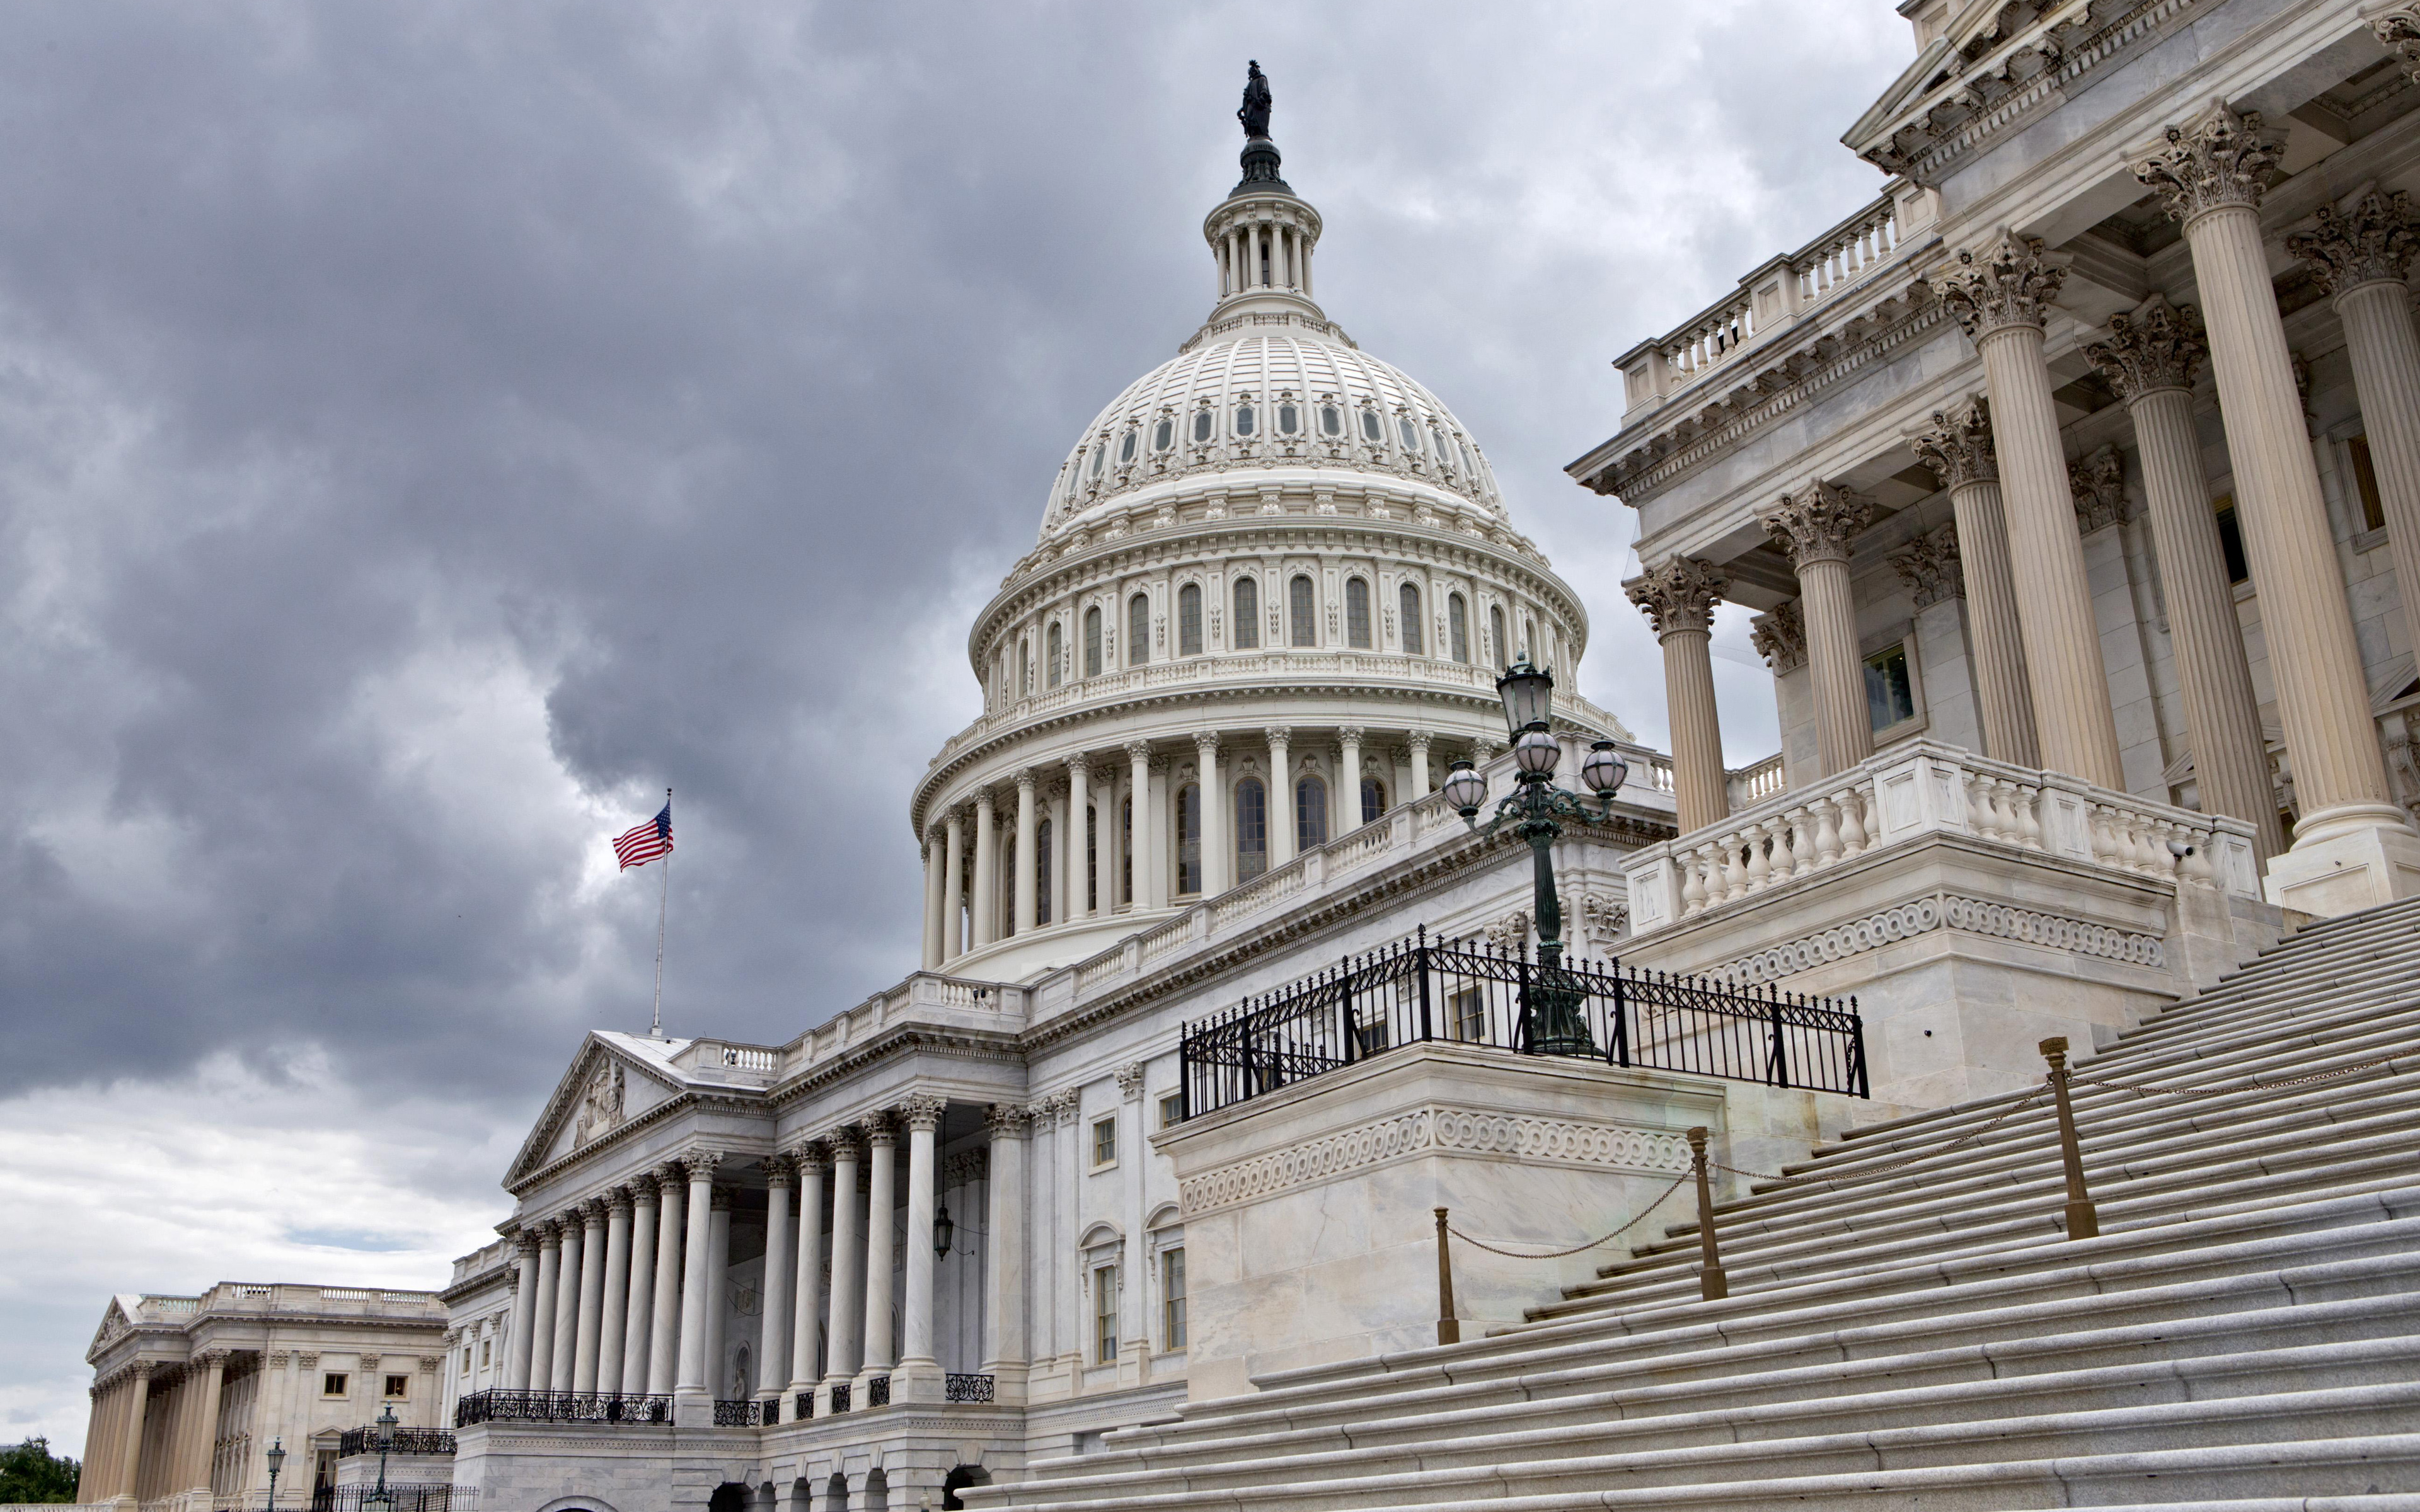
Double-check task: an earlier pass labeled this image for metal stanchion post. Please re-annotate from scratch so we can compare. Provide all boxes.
[1434,1206,1460,1345]
[2039,1036,2099,1240]
[1689,1126,1728,1300]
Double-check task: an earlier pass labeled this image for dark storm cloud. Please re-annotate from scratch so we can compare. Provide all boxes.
[0,4,1905,1130]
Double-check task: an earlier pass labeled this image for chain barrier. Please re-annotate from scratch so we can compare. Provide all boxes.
[1713,1085,2051,1186]
[1445,1170,1691,1259]
[2071,1047,2412,1099]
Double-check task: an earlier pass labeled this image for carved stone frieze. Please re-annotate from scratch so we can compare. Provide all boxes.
[1889,529,1964,608]
[2085,295,2206,399]
[1704,891,2165,985]
[1761,481,1874,569]
[1749,600,1806,673]
[2130,101,2281,226]
[571,1060,625,1148]
[1908,397,1995,488]
[942,1148,990,1188]
[1576,889,1629,954]
[1623,556,1729,638]
[2286,190,2420,296]
[2069,446,2128,534]
[2372,4,2420,84]
[1932,232,2067,339]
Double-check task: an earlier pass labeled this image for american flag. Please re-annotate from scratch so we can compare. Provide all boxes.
[613,800,674,870]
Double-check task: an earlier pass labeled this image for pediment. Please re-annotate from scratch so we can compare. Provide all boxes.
[88,1296,138,1361]
[505,1033,688,1187]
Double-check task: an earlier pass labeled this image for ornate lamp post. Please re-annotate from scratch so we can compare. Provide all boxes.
[363,1401,398,1512]
[1443,656,1629,1055]
[265,1440,286,1512]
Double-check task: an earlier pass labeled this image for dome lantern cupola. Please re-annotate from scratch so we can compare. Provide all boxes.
[1204,61,1325,326]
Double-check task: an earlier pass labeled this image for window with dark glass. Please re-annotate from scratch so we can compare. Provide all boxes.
[1129,593,1151,667]
[1289,575,1317,647]
[1490,605,1507,667]
[1094,1265,1119,1363]
[1233,576,1259,649]
[2212,494,2250,584]
[1322,404,1342,436]
[1345,578,1372,648]
[1361,776,1386,826]
[1398,416,1420,451]
[1523,617,1538,662]
[1020,641,1031,694]
[1361,409,1382,442]
[1090,442,1105,478]
[1864,644,1917,732]
[2350,435,2387,532]
[1399,582,1423,655]
[1162,1247,1188,1350]
[1175,782,1202,895]
[1121,797,1132,904]
[1035,817,1053,925]
[1119,430,1137,464]
[1449,592,1470,663]
[1086,803,1098,912]
[1047,623,1063,688]
[1085,607,1102,678]
[1235,404,1255,437]
[1294,776,1328,852]
[1178,583,1204,656]
[1193,409,1213,443]
[1154,418,1173,452]
[1235,776,1267,881]
[1277,403,1298,435]
[1431,425,1452,471]
[1450,985,1485,1042]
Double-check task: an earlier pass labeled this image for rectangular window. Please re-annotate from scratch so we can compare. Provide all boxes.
[1092,1116,1117,1168]
[1086,803,1098,913]
[478,1339,491,1368]
[1864,644,1916,733]
[1129,594,1151,667]
[461,1346,472,1373]
[1449,595,1469,663]
[1121,798,1133,905]
[2213,494,2250,585]
[1295,778,1327,853]
[1094,1265,1119,1363]
[1289,576,1317,647]
[1162,1248,1188,1350]
[385,1375,409,1399]
[1451,986,1485,1043]
[1235,777,1267,882]
[1233,578,1260,650]
[2350,435,2387,533]
[322,1373,349,1397]
[1178,584,1204,656]
[1345,578,1373,648]
[1175,782,1202,896]
[1159,1092,1183,1128]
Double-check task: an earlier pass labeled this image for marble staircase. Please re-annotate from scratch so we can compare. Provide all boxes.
[974,895,2420,1510]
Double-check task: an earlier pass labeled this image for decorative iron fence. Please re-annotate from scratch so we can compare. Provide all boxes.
[337,1428,455,1458]
[452,1390,672,1427]
[793,1390,815,1420]
[712,1399,763,1428]
[1178,927,1867,1120]
[828,1383,852,1414]
[867,1376,891,1408]
[222,1487,473,1512]
[945,1373,995,1404]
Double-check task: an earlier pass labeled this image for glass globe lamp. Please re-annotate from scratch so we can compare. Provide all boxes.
[1512,728,1560,776]
[1441,760,1487,816]
[1581,740,1629,798]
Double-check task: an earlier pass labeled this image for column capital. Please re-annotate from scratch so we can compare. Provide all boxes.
[1264,725,1292,745]
[1123,739,1153,763]
[1623,556,1728,638]
[944,805,966,831]
[192,1349,229,1370]
[1888,530,1964,608]
[1013,767,1037,793]
[514,1232,539,1256]
[1908,396,1996,487]
[2070,445,2128,534]
[679,1150,723,1181]
[2130,100,2281,227]
[825,1126,863,1161]
[1115,1062,1148,1101]
[1748,601,1806,673]
[654,1160,688,1189]
[629,1177,660,1208]
[1405,730,1432,753]
[1761,482,1874,569]
[1933,231,2067,338]
[581,1196,609,1225]
[860,1112,897,1147]
[2287,190,2420,297]
[2371,4,2420,83]
[1193,730,1221,755]
[2085,295,2208,399]
[1338,724,1364,744]
[974,788,996,815]
[607,1188,635,1217]
[897,1094,947,1132]
[985,1101,1034,1138]
[535,1217,563,1242]
[788,1140,829,1174]
[762,1153,794,1189]
[1472,735,1502,762]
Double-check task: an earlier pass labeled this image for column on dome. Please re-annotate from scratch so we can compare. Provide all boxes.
[1933,232,2126,789]
[858,1115,898,1382]
[647,1164,686,1396]
[920,830,943,969]
[1013,769,1038,934]
[573,1199,607,1392]
[1125,743,1156,909]
[621,1179,659,1395]
[756,1155,793,1404]
[786,1144,827,1415]
[1067,756,1092,920]
[971,790,998,948]
[2084,298,2281,861]
[1196,732,1226,896]
[1407,731,1432,799]
[897,1097,945,1398]
[941,809,966,963]
[1625,557,1731,833]
[2132,102,2416,905]
[1337,728,1364,834]
[672,1152,719,1403]
[981,1103,1030,1402]
[596,1190,633,1396]
[527,1222,561,1392]
[822,1131,865,1393]
[1047,782,1067,925]
[1266,729,1295,865]
[1908,398,2040,767]
[2290,190,2420,680]
[507,1235,541,1390]
[1760,485,1876,777]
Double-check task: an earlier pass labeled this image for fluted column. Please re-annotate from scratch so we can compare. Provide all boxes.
[941,809,965,963]
[1011,770,1039,933]
[2292,190,2420,682]
[1338,727,1364,830]
[1762,484,1876,776]
[2087,297,2282,860]
[1910,398,2041,766]
[981,1104,1030,1402]
[621,1181,659,1395]
[507,1235,541,1390]
[117,1367,151,1503]
[1626,558,1730,832]
[596,1191,633,1396]
[1195,732,1226,895]
[673,1152,720,1401]
[860,1116,898,1377]
[1067,757,1092,919]
[899,1097,945,1397]
[1935,232,2126,788]
[527,1222,561,1392]
[788,1145,828,1414]
[647,1166,686,1396]
[183,1352,226,1494]
[971,790,999,946]
[920,832,943,969]
[823,1131,865,1388]
[1265,729,1295,864]
[1124,742,1155,908]
[572,1200,607,1392]
[757,1157,793,1402]
[2134,103,2414,889]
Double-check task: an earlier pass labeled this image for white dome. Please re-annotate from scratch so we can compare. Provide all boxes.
[1040,327,1507,541]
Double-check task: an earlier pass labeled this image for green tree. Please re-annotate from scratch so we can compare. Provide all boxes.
[0,1436,81,1503]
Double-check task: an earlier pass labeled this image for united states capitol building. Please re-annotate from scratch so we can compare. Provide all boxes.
[69,4,2420,1509]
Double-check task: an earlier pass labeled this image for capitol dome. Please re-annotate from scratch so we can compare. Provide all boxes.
[909,106,1628,983]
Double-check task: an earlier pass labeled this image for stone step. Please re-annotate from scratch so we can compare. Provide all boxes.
[2106,960,2420,1054]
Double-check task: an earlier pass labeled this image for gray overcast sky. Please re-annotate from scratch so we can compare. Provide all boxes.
[0,1,1908,1450]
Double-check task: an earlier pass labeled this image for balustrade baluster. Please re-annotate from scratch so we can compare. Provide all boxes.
[1837,784,1869,854]
[1743,822,1772,890]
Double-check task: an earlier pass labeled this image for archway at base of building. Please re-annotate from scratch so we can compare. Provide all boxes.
[942,1466,991,1510]
[861,1469,888,1511]
[822,1474,848,1512]
[707,1485,746,1512]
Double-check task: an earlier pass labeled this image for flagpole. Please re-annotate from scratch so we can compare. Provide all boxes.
[652,786,670,1038]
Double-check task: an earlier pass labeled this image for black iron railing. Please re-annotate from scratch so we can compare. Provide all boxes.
[712,1398,764,1427]
[793,1390,815,1420]
[451,1390,671,1427]
[945,1373,995,1403]
[828,1383,852,1414]
[337,1428,455,1458]
[1178,927,1867,1120]
[867,1376,891,1407]
[222,1487,473,1512]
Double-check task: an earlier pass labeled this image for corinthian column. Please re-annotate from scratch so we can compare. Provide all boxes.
[1124,742,1156,907]
[1012,770,1038,933]
[860,1116,898,1380]
[2086,297,2282,860]
[1761,484,1876,777]
[2290,190,2420,673]
[1625,557,1731,832]
[1265,730,1294,864]
[621,1181,658,1395]
[822,1131,865,1393]
[1909,398,2040,766]
[971,789,998,948]
[572,1199,606,1393]
[920,831,944,969]
[941,808,965,963]
[646,1166,685,1396]
[527,1222,560,1392]
[2134,102,2416,905]
[757,1155,793,1405]
[1194,732,1226,895]
[596,1191,633,1397]
[897,1096,946,1399]
[506,1235,541,1390]
[1935,232,2126,788]
[981,1103,1031,1404]
[183,1352,226,1494]
[787,1145,827,1416]
[672,1151,720,1408]
[548,1213,580,1392]
[1066,756,1092,920]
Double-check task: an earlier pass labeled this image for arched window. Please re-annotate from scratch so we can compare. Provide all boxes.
[1046,622,1063,688]
[1084,606,1103,678]
[1345,578,1372,649]
[1121,797,1133,905]
[1235,776,1267,882]
[1399,582,1423,655]
[1294,776,1328,853]
[732,1343,752,1399]
[1233,576,1259,650]
[1175,783,1202,896]
[1019,641,1032,695]
[1192,409,1213,444]
[1035,817,1053,927]
[1449,592,1470,663]
[1361,776,1387,826]
[1177,583,1204,656]
[1289,575,1317,647]
[1128,593,1151,667]
[1490,605,1507,668]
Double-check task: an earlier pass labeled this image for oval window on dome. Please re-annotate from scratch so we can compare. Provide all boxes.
[1361,410,1382,443]
[1321,404,1342,437]
[1155,418,1173,452]
[1460,440,1477,477]
[1090,443,1106,478]
[1398,416,1420,452]
[1193,410,1214,443]
[1277,403,1298,435]
[1235,404,1255,436]
[1119,430,1137,464]
[1431,426,1452,471]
